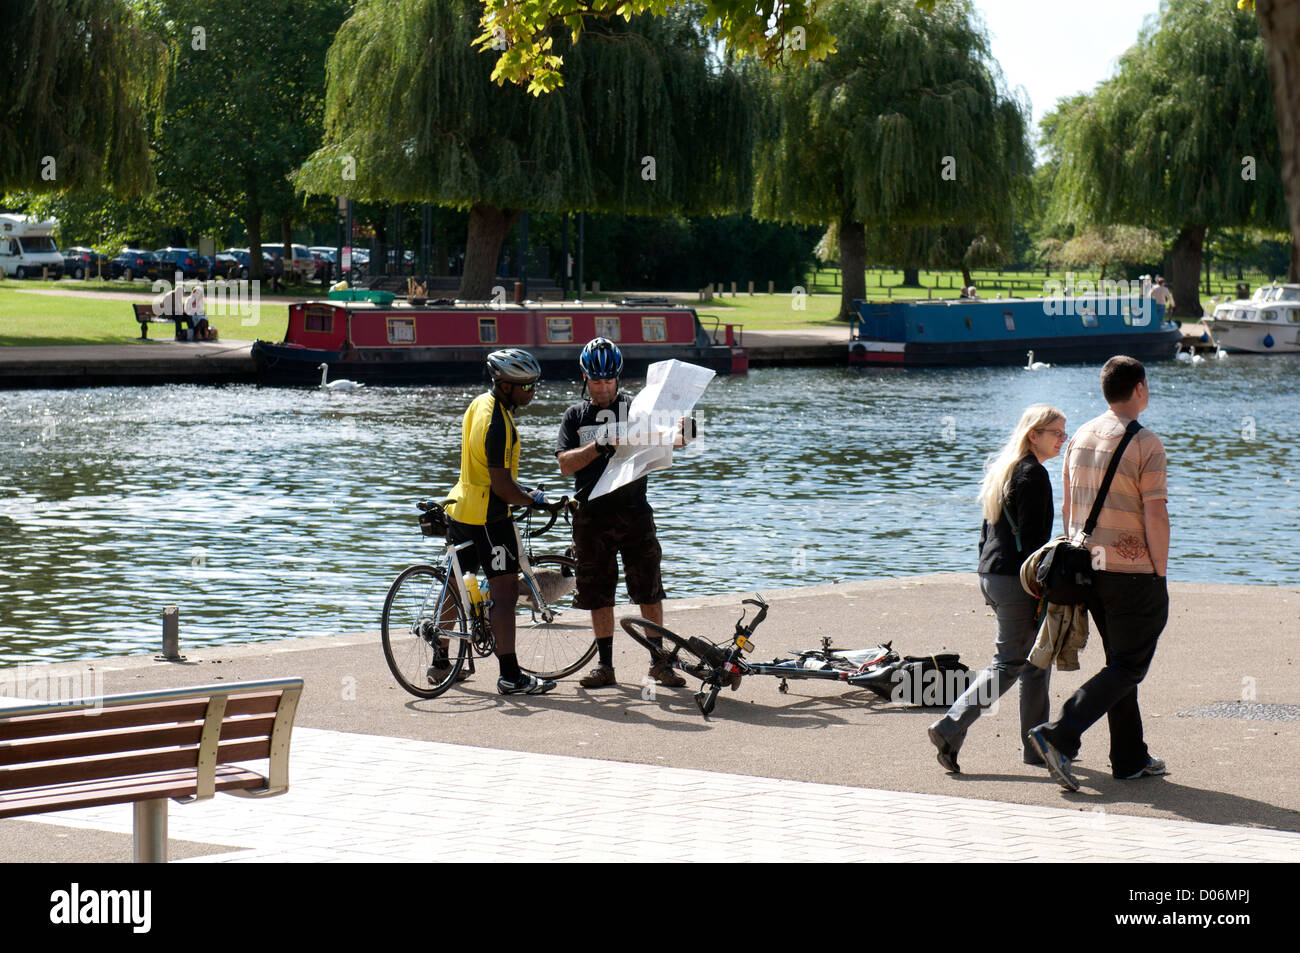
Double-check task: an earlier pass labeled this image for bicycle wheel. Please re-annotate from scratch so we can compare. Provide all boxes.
[513,554,596,679]
[619,617,713,681]
[381,565,469,699]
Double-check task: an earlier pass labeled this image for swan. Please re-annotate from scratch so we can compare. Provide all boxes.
[1214,346,1228,361]
[319,363,364,392]
[1190,349,1205,365]
[1025,350,1051,371]
[1175,346,1192,363]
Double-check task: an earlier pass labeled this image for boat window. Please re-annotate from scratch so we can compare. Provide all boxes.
[478,317,498,343]
[1004,312,1014,332]
[1262,309,1280,323]
[1280,288,1300,302]
[642,316,667,341]
[387,318,416,344]
[1243,309,1257,321]
[1080,308,1098,329]
[596,316,621,341]
[304,305,333,332]
[547,316,573,342]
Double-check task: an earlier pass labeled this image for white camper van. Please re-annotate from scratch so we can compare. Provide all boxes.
[0,214,64,279]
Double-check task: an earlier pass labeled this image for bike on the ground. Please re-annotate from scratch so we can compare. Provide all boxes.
[382,497,596,699]
[620,594,907,719]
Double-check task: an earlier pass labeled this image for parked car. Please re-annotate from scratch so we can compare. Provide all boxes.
[110,248,163,281]
[221,247,276,279]
[211,251,240,280]
[61,246,111,280]
[153,247,210,280]
[261,243,314,281]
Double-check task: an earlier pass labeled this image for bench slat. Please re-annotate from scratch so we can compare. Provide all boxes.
[0,765,267,819]
[0,692,283,741]
[0,738,270,792]
[0,714,275,767]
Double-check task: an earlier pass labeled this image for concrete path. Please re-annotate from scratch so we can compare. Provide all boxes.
[2,575,1298,862]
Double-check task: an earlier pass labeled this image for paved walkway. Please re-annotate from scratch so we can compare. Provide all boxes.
[16,727,1299,863]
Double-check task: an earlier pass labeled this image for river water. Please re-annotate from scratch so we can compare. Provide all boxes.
[2,357,1298,663]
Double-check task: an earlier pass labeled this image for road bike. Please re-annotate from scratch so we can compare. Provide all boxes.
[621,594,965,719]
[381,497,596,698]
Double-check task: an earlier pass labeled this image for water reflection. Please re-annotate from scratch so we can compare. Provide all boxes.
[2,356,1298,662]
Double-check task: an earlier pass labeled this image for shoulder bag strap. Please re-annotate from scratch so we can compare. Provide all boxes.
[1081,420,1143,538]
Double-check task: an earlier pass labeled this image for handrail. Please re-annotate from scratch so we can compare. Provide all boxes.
[0,677,305,719]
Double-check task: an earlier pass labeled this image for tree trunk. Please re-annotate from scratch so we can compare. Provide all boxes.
[1168,225,1206,318]
[246,206,264,282]
[838,218,867,321]
[460,204,522,300]
[961,266,973,288]
[1256,0,1300,282]
[901,267,921,287]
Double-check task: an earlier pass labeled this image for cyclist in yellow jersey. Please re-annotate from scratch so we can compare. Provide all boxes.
[445,348,557,696]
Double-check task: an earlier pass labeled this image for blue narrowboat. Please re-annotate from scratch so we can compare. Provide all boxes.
[849,294,1182,367]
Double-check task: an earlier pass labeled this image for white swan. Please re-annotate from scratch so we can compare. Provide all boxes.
[1190,349,1205,365]
[1025,350,1051,371]
[1175,346,1192,363]
[319,363,364,392]
[1214,346,1228,361]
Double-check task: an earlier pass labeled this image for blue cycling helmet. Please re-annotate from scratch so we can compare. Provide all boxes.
[579,337,623,380]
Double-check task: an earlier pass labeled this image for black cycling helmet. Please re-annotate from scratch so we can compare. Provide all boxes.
[486,348,541,385]
[579,337,623,380]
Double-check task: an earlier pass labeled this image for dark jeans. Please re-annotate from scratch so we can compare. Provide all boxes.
[1039,571,1169,778]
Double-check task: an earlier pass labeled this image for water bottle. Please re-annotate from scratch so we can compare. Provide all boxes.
[464,573,484,612]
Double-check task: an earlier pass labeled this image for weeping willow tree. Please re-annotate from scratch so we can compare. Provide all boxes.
[752,0,1031,319]
[1047,0,1286,317]
[294,0,755,298]
[0,0,167,196]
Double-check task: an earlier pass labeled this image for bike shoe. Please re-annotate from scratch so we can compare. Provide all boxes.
[647,660,686,688]
[497,673,557,696]
[579,665,618,688]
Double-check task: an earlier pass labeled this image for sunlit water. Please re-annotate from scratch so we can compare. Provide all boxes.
[2,356,1298,663]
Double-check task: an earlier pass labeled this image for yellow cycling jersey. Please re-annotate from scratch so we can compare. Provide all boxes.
[445,392,520,525]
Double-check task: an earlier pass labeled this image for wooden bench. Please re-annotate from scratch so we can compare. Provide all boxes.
[132,302,193,340]
[0,677,303,862]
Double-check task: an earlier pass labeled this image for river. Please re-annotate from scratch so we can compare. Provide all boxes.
[2,357,1297,663]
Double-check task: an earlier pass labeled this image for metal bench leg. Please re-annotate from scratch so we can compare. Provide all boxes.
[132,799,169,863]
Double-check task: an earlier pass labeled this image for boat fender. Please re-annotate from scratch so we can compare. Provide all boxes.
[1263,334,1275,348]
[1199,331,1210,342]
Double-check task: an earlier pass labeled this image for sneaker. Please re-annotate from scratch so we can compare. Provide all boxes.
[648,660,686,688]
[927,721,961,774]
[579,665,617,688]
[1027,726,1079,792]
[497,673,557,696]
[1119,756,1168,780]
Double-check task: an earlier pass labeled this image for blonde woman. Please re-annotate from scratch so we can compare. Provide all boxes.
[927,404,1067,773]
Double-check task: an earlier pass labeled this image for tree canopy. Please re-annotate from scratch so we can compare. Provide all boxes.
[0,0,167,196]
[1046,0,1286,314]
[295,0,757,296]
[753,0,1031,316]
[473,0,836,94]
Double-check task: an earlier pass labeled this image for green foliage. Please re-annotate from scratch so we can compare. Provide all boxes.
[0,0,168,195]
[1048,0,1286,232]
[134,0,351,241]
[753,0,1031,261]
[295,1,755,217]
[473,0,837,94]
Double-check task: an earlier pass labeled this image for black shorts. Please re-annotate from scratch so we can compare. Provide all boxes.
[446,517,520,579]
[571,505,665,610]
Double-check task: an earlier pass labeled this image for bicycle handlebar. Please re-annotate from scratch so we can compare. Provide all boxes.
[734,594,769,639]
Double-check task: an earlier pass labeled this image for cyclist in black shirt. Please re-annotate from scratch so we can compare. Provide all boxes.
[555,338,695,689]
[927,403,1066,773]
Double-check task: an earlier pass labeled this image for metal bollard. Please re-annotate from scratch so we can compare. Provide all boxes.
[157,606,186,661]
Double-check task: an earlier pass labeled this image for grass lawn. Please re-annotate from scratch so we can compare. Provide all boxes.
[675,292,844,330]
[0,282,290,346]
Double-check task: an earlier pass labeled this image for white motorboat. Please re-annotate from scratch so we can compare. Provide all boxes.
[1205,283,1300,353]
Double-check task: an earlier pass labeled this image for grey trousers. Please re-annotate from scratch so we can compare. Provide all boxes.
[932,572,1050,763]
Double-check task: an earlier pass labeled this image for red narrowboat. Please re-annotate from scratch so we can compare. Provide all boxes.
[250,295,748,385]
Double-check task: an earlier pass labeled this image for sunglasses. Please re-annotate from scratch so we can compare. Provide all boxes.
[1037,428,1067,439]
[513,381,537,393]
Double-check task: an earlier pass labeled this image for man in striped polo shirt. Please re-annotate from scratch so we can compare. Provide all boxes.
[1028,356,1171,791]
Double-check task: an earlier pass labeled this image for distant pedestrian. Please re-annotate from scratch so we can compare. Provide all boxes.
[1027,355,1171,792]
[1149,277,1174,313]
[927,404,1066,773]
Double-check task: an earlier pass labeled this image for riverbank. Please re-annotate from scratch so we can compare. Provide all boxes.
[0,328,845,388]
[1,574,1297,862]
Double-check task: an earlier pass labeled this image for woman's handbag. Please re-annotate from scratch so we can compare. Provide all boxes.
[1035,420,1143,605]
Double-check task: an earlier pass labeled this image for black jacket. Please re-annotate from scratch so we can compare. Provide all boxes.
[978,454,1054,575]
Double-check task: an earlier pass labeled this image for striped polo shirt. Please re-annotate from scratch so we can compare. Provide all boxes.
[1062,410,1167,573]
